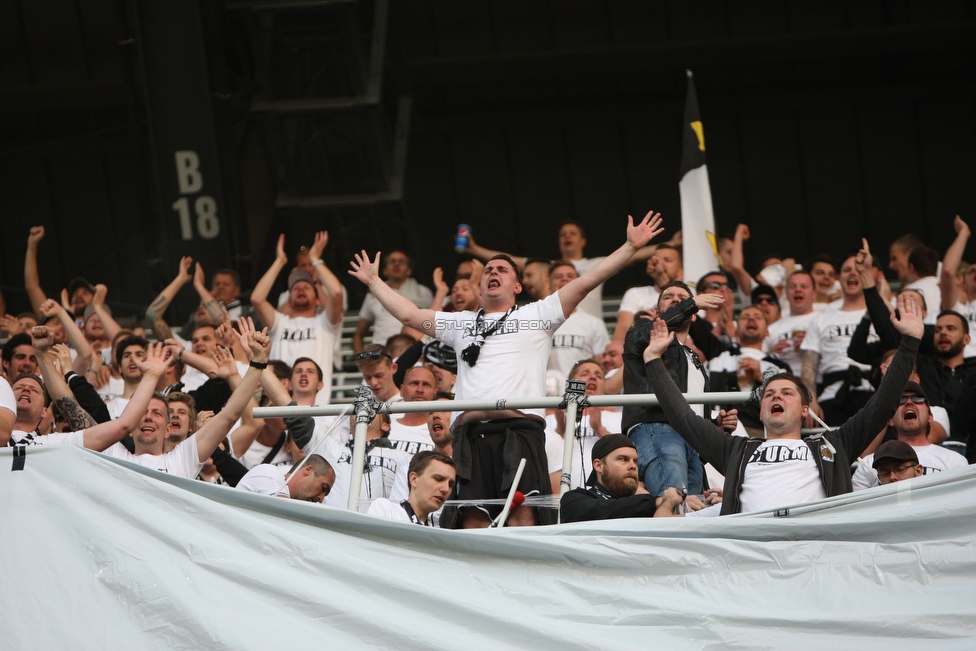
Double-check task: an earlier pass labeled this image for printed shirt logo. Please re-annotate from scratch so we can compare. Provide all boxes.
[749,444,811,464]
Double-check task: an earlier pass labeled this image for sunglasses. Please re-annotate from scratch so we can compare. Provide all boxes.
[354,349,392,362]
[703,281,729,291]
[754,297,778,305]
[897,395,927,405]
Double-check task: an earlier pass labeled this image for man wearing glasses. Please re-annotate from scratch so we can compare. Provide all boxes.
[852,382,966,490]
[871,441,923,486]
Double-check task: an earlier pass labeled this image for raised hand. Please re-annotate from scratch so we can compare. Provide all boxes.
[626,210,665,250]
[27,226,45,246]
[51,343,73,375]
[308,230,329,260]
[38,298,64,320]
[195,411,215,431]
[275,234,288,266]
[214,321,236,350]
[954,215,971,238]
[193,261,206,289]
[136,342,173,377]
[432,267,448,294]
[31,325,56,352]
[234,316,271,363]
[1,314,22,336]
[735,223,751,241]
[694,293,725,310]
[642,317,674,362]
[176,256,194,284]
[348,250,382,286]
[59,288,72,313]
[210,345,240,380]
[891,291,924,339]
[92,284,108,307]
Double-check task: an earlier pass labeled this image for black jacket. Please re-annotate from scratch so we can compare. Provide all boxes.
[560,482,659,523]
[622,297,710,433]
[646,335,920,515]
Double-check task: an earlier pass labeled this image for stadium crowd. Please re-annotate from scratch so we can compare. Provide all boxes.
[1,212,972,527]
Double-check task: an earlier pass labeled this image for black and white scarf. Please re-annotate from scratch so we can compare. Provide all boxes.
[460,306,517,367]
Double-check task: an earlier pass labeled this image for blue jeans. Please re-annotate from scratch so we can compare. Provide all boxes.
[629,422,703,497]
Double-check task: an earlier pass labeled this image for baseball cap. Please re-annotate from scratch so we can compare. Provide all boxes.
[423,339,457,373]
[83,303,111,324]
[901,380,928,402]
[872,440,919,469]
[591,433,637,465]
[751,283,778,305]
[68,277,95,298]
[287,269,315,289]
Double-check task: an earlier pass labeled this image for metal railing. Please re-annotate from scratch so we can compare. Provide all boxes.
[254,384,755,515]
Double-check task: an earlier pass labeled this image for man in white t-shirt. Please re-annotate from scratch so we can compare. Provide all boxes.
[105,334,152,420]
[801,251,878,426]
[465,221,675,322]
[869,441,924,485]
[251,232,343,404]
[764,270,817,376]
[368,451,456,526]
[351,212,666,527]
[387,367,436,456]
[237,453,335,502]
[546,261,611,388]
[613,243,684,339]
[353,250,433,354]
[890,234,941,324]
[101,319,273,478]
[642,288,925,515]
[852,382,967,490]
[10,329,170,451]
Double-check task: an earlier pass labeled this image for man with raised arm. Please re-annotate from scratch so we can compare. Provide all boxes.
[11,328,170,450]
[350,212,665,528]
[250,232,343,404]
[464,220,676,320]
[640,283,924,515]
[98,318,273,478]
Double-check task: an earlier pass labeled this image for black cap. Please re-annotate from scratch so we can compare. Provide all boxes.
[750,283,777,304]
[591,433,637,465]
[422,339,457,373]
[902,380,928,402]
[872,440,919,468]
[68,277,95,298]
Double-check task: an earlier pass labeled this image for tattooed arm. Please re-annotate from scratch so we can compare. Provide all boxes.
[54,395,98,431]
[146,256,194,341]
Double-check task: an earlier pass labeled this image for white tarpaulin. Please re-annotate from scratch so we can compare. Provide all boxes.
[2,444,975,650]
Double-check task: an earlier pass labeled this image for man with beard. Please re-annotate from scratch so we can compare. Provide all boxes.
[450,277,481,312]
[251,232,343,404]
[561,434,685,522]
[623,281,726,500]
[852,382,966,490]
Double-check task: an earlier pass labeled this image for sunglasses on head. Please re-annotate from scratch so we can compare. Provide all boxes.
[898,395,927,405]
[355,349,391,362]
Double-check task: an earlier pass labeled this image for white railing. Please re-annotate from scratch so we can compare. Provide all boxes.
[254,387,755,514]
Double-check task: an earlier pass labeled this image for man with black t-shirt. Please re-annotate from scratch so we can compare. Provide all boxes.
[561,434,684,522]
